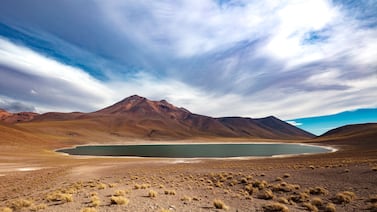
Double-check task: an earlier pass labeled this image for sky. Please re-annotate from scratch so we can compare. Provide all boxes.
[0,0,376,135]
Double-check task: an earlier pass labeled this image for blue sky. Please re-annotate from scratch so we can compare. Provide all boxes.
[0,0,376,135]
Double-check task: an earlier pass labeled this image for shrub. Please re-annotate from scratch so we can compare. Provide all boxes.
[262,202,289,212]
[277,197,289,204]
[334,191,356,204]
[213,199,229,210]
[1,207,13,212]
[253,180,268,189]
[114,190,126,196]
[80,208,97,212]
[289,192,309,203]
[9,199,33,210]
[311,197,323,207]
[47,192,73,203]
[181,196,192,202]
[30,204,47,211]
[324,203,336,212]
[164,190,176,195]
[148,190,158,198]
[90,196,101,207]
[141,183,151,189]
[258,189,274,200]
[97,183,106,190]
[110,196,129,205]
[372,167,377,172]
[302,202,318,212]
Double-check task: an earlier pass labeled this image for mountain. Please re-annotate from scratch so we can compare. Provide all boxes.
[320,123,377,138]
[0,109,38,123]
[0,95,315,139]
[316,123,377,148]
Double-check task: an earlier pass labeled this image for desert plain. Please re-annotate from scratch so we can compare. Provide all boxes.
[0,98,376,212]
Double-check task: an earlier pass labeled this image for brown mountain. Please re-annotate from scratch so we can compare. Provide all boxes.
[315,123,377,150]
[0,109,38,124]
[0,95,315,139]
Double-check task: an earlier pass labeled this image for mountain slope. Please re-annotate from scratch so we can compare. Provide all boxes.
[0,95,315,139]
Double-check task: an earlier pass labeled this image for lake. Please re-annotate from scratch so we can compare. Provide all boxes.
[56,143,332,158]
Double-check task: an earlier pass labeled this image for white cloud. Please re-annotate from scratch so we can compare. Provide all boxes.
[0,37,114,112]
[286,121,303,126]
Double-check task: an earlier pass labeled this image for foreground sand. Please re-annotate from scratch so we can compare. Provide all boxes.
[0,131,376,211]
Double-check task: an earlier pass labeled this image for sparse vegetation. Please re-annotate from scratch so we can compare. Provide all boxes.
[46,192,73,203]
[110,196,129,205]
[1,207,13,212]
[80,207,97,212]
[258,189,274,200]
[311,197,323,207]
[213,199,229,210]
[164,190,176,195]
[148,190,158,198]
[277,197,289,204]
[30,203,47,211]
[309,186,329,195]
[90,196,101,207]
[262,202,289,212]
[9,199,33,210]
[334,191,356,204]
[324,203,336,212]
[303,202,319,212]
[114,190,126,196]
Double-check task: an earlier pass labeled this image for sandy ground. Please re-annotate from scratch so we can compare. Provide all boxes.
[0,138,376,212]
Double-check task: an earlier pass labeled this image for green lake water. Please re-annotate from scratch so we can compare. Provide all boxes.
[56,143,331,158]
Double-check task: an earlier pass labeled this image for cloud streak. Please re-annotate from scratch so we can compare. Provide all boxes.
[0,0,376,121]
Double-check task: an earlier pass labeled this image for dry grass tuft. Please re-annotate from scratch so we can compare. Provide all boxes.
[1,207,13,212]
[262,202,289,212]
[253,180,268,190]
[258,189,274,200]
[303,202,319,212]
[311,197,323,207]
[164,190,176,195]
[9,199,33,210]
[324,203,336,212]
[277,197,289,204]
[213,199,229,210]
[148,190,158,198]
[334,191,356,204]
[114,190,126,196]
[134,184,141,189]
[289,192,309,203]
[47,192,73,203]
[110,196,129,205]
[371,167,377,172]
[97,183,107,190]
[90,196,101,207]
[181,196,192,202]
[80,207,97,212]
[30,204,47,211]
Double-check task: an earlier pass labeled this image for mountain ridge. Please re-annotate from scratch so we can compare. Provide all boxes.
[0,95,314,139]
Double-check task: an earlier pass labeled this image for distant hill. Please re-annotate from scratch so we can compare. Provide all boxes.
[320,123,377,138]
[0,95,314,140]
